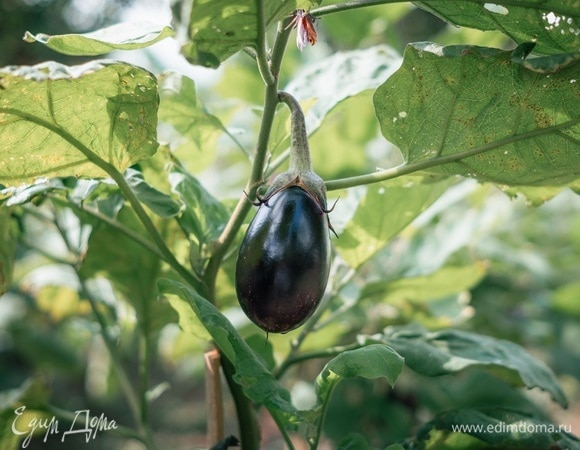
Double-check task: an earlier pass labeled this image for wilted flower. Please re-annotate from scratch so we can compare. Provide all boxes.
[287,9,317,52]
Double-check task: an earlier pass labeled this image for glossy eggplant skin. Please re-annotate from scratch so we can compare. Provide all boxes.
[235,186,331,333]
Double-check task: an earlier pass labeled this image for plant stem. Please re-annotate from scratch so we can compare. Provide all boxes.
[274,343,361,380]
[256,0,275,86]
[49,195,166,261]
[204,18,292,296]
[312,0,577,17]
[79,279,149,443]
[221,357,261,449]
[278,91,312,174]
[325,118,579,191]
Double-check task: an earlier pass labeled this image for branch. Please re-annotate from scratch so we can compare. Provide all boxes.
[49,195,166,261]
[325,119,580,191]
[313,0,578,17]
[256,0,275,86]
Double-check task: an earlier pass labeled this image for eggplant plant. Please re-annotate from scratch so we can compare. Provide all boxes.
[0,1,579,450]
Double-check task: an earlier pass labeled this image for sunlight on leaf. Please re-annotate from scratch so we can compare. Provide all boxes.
[158,71,231,167]
[415,0,580,54]
[334,176,454,269]
[24,22,175,56]
[0,61,159,186]
[285,45,402,133]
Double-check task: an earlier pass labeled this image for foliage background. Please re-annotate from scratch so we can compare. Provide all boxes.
[0,0,579,449]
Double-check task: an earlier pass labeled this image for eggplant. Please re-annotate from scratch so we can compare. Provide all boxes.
[235,91,334,333]
[236,184,331,333]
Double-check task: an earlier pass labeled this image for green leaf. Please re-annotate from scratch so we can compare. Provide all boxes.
[165,290,211,341]
[318,344,403,386]
[416,408,580,450]
[334,176,454,269]
[182,0,318,68]
[1,179,68,206]
[23,22,175,56]
[285,45,402,133]
[414,1,580,55]
[158,72,230,164]
[337,432,373,450]
[361,264,487,304]
[305,344,404,445]
[158,278,296,415]
[245,334,276,372]
[169,164,230,245]
[0,61,159,186]
[79,206,177,334]
[374,43,580,187]
[378,326,568,407]
[125,168,181,218]
[0,207,17,294]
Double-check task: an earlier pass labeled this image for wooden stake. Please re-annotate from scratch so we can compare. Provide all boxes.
[204,347,224,445]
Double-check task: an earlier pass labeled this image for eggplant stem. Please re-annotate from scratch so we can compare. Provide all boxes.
[277,91,312,174]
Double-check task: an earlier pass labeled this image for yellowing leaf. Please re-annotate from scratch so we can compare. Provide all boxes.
[0,61,159,186]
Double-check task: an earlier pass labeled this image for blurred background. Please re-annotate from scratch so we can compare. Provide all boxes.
[1,1,579,449]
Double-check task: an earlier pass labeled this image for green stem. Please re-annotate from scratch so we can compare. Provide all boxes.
[312,0,577,17]
[221,357,261,450]
[277,91,312,174]
[49,195,166,261]
[139,329,154,446]
[256,0,275,86]
[274,343,361,380]
[269,410,296,450]
[79,279,147,442]
[325,118,579,191]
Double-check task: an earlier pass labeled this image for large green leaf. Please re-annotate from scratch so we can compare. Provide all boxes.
[414,1,580,55]
[374,43,580,187]
[377,326,568,407]
[24,22,175,56]
[0,61,159,186]
[334,176,454,269]
[158,278,296,415]
[182,0,319,68]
